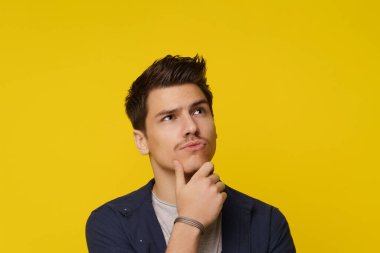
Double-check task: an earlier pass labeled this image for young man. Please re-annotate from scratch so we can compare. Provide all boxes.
[86,55,296,253]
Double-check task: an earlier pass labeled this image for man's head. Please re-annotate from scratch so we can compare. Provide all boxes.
[125,55,213,133]
[125,55,217,175]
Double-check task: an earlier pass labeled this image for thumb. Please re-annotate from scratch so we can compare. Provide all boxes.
[173,160,185,190]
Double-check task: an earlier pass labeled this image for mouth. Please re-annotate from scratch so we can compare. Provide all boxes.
[179,140,207,151]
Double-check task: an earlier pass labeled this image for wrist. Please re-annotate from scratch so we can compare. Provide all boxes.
[166,222,201,252]
[173,221,202,238]
[174,216,206,234]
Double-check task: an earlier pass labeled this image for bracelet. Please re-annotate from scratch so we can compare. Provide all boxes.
[174,216,206,234]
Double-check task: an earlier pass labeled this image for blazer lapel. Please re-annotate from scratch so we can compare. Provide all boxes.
[221,187,252,253]
[142,199,167,252]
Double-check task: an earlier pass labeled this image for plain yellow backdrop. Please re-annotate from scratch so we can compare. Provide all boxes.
[1,0,379,252]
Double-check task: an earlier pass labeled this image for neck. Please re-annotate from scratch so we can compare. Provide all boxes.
[150,158,192,205]
[152,173,177,205]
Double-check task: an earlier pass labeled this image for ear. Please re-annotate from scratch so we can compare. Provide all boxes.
[133,130,149,155]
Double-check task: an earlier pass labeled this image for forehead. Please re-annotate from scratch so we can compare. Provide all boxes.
[146,84,207,116]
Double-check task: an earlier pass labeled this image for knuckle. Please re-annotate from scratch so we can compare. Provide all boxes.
[216,194,224,203]
[206,177,213,184]
[210,184,218,193]
[203,162,214,170]
[216,181,224,190]
[205,161,214,167]
[199,177,208,184]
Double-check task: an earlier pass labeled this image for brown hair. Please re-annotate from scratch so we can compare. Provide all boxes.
[125,55,213,131]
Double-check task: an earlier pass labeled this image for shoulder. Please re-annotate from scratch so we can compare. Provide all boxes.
[85,180,155,251]
[224,185,274,214]
[225,184,290,226]
[224,185,296,252]
[92,179,154,215]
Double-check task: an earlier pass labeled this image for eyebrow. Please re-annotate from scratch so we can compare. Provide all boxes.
[154,99,209,119]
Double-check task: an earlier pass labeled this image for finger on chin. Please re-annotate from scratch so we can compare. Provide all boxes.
[196,162,214,177]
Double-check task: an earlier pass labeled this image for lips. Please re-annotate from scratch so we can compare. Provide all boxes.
[179,140,207,151]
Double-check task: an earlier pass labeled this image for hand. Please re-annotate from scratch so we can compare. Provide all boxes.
[174,160,227,228]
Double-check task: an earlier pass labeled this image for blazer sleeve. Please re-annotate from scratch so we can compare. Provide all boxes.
[268,208,296,253]
[86,205,134,253]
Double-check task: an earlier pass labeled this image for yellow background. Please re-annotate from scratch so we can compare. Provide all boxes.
[1,0,379,252]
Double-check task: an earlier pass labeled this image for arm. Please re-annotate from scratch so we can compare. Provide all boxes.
[165,222,202,252]
[165,161,226,253]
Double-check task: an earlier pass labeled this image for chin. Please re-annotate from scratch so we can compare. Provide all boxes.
[183,165,201,175]
[182,155,211,175]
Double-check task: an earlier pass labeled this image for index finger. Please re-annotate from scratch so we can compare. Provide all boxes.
[194,162,214,178]
[173,160,186,189]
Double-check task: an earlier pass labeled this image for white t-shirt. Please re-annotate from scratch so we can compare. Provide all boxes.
[152,192,222,253]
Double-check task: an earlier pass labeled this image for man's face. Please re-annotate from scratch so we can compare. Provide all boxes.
[139,83,216,175]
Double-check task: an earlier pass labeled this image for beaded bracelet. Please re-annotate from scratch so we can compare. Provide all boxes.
[174,216,206,234]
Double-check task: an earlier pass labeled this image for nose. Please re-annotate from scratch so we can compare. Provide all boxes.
[182,114,199,137]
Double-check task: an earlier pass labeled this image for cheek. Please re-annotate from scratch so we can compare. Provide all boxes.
[206,122,217,140]
[208,125,217,154]
[147,131,177,156]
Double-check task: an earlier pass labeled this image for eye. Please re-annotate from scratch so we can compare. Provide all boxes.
[162,115,174,121]
[193,107,205,115]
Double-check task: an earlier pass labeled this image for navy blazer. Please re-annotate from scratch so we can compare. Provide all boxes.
[86,180,296,253]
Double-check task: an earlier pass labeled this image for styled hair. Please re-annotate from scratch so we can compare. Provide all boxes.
[125,55,213,131]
